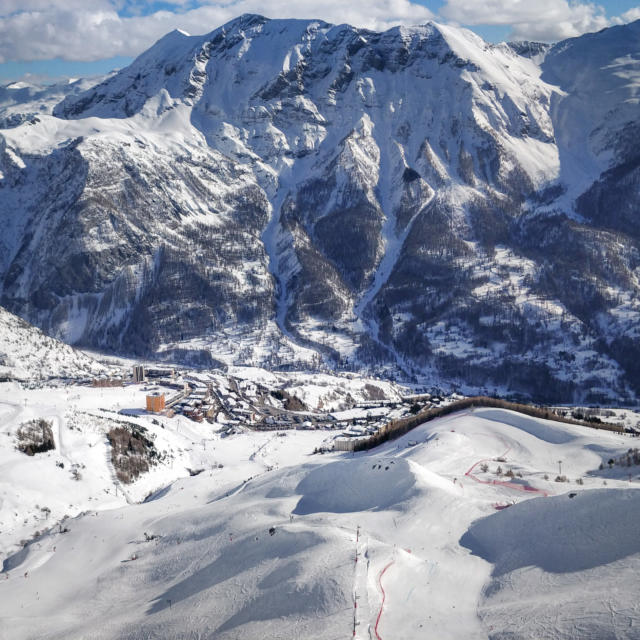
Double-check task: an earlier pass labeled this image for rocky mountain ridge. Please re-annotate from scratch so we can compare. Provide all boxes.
[1,15,639,403]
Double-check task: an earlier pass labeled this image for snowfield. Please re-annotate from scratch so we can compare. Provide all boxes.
[462,489,640,639]
[1,388,639,640]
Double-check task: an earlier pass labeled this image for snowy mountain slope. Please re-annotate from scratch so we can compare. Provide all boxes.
[462,489,640,639]
[0,406,638,639]
[1,16,640,402]
[0,379,334,560]
[0,306,105,381]
[542,20,640,191]
[0,366,405,561]
[0,76,106,130]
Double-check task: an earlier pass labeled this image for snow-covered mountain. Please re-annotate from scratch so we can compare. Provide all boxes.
[0,75,106,129]
[1,15,640,403]
[0,306,105,381]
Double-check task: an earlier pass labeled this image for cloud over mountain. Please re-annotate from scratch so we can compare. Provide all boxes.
[2,1,639,64]
[441,0,622,42]
[0,0,434,63]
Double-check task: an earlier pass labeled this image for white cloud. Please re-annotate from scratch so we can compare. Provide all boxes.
[0,0,116,17]
[0,0,434,63]
[440,0,623,42]
[2,0,637,64]
[621,7,640,22]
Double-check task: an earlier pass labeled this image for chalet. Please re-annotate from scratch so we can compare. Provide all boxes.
[333,436,368,451]
[333,437,354,451]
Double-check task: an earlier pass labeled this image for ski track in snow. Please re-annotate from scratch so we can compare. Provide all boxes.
[374,559,395,640]
[463,440,550,497]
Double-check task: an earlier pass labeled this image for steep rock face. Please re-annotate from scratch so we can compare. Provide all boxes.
[0,129,288,366]
[1,15,640,402]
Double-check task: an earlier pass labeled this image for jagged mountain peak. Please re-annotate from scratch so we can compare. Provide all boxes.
[53,15,529,123]
[3,18,640,403]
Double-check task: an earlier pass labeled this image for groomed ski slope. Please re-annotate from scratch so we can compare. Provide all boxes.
[0,380,335,561]
[1,407,639,639]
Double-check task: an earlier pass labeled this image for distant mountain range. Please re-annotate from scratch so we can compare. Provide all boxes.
[1,14,639,403]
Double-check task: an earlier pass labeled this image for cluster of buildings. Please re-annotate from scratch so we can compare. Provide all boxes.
[329,397,445,451]
[92,377,124,388]
[170,382,218,422]
[125,364,448,451]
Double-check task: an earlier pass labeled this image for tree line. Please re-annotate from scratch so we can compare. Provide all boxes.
[353,396,624,452]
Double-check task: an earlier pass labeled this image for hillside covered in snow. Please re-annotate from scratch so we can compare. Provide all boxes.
[1,16,640,403]
[1,399,639,639]
[0,306,105,381]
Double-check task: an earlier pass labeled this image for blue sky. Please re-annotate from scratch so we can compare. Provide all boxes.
[1,0,639,83]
